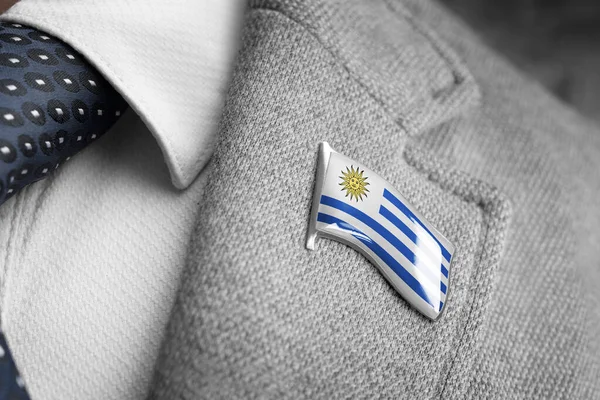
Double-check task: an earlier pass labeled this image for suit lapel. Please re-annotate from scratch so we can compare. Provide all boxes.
[152,2,509,399]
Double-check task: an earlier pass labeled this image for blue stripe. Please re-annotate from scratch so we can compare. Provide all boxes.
[380,205,449,279]
[321,196,425,279]
[383,189,452,262]
[440,281,447,294]
[379,205,418,244]
[439,301,444,311]
[317,212,434,308]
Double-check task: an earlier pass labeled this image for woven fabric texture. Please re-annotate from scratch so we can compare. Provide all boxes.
[0,1,243,399]
[150,0,600,399]
[0,110,209,400]
[400,0,600,397]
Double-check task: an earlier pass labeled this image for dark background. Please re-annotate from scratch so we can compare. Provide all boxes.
[441,0,600,122]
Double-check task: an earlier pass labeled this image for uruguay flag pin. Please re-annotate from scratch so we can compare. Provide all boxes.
[306,142,454,320]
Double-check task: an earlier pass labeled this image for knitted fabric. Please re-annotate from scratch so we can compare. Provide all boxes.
[151,0,600,398]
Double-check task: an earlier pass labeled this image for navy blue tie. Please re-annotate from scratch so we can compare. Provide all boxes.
[0,21,127,207]
[0,330,27,400]
[0,21,129,398]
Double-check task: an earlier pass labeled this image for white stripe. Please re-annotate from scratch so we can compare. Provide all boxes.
[378,205,447,280]
[381,195,450,270]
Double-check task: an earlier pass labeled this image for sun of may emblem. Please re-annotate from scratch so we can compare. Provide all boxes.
[340,165,369,201]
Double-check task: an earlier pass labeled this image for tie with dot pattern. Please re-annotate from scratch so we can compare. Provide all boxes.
[0,21,127,207]
[0,21,128,398]
[0,331,27,400]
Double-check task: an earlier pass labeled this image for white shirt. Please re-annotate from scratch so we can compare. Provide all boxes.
[0,1,242,399]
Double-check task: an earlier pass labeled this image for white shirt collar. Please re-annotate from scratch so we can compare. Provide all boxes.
[2,0,243,188]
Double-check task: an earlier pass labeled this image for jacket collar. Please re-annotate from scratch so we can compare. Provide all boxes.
[2,0,243,189]
[252,0,480,135]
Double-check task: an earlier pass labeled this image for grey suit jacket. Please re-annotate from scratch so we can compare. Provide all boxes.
[151,0,600,398]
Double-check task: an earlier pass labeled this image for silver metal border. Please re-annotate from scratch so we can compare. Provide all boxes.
[306,142,334,250]
[304,141,454,321]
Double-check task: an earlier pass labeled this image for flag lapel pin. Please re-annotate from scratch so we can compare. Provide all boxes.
[306,142,454,320]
